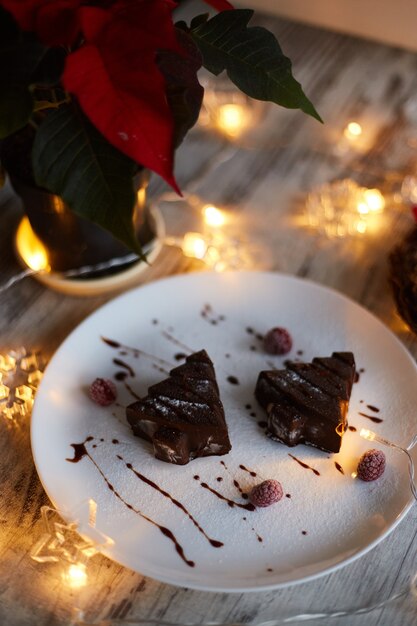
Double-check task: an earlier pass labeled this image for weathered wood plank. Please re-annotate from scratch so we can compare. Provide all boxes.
[0,10,417,626]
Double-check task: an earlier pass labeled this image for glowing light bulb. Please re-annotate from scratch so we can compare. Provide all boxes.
[357,202,369,215]
[182,232,208,260]
[364,188,385,213]
[63,563,88,589]
[216,104,250,137]
[344,122,363,139]
[360,428,375,441]
[203,205,225,228]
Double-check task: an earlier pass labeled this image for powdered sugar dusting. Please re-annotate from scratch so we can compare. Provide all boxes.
[31,272,417,591]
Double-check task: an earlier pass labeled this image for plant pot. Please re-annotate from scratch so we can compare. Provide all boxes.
[10,169,156,277]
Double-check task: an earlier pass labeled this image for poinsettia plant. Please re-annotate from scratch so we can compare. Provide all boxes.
[0,0,320,254]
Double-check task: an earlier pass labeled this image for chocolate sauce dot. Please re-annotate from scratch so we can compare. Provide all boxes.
[246,327,254,335]
[92,444,97,449]
[267,568,273,572]
[250,412,257,417]
[216,477,223,482]
[359,368,365,373]
[360,400,364,403]
[211,320,218,326]
[227,375,239,385]
[219,315,225,321]
[256,334,263,341]
[302,530,307,536]
[258,420,267,429]
[194,475,199,480]
[225,353,230,358]
[348,425,357,432]
[243,517,247,521]
[152,319,158,325]
[286,493,291,498]
[174,353,187,361]
[297,350,304,356]
[112,439,119,444]
[100,438,104,442]
[250,346,257,351]
[115,371,128,381]
[245,403,252,409]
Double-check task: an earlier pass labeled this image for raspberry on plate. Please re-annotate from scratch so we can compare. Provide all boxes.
[89,378,117,406]
[357,449,386,481]
[263,327,292,355]
[249,479,283,507]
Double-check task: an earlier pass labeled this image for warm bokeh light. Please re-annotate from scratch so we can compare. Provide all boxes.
[63,563,88,589]
[356,221,367,234]
[357,202,369,215]
[16,217,50,271]
[344,121,363,139]
[181,232,208,260]
[363,188,385,213]
[216,104,250,137]
[203,205,226,228]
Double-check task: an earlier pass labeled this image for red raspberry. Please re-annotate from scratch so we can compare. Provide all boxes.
[263,327,292,355]
[249,479,283,507]
[89,378,117,406]
[357,449,386,481]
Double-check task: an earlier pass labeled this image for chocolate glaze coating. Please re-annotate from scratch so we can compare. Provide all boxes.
[255,352,355,453]
[127,350,231,464]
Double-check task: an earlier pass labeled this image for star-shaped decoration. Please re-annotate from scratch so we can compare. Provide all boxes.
[31,500,114,565]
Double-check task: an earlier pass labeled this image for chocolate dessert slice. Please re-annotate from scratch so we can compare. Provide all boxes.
[126,350,231,464]
[255,352,356,453]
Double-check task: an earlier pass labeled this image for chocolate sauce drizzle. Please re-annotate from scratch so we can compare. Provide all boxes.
[174,353,187,361]
[348,425,357,432]
[201,304,225,325]
[239,464,257,477]
[101,336,173,370]
[334,461,344,475]
[288,454,320,476]
[113,358,135,378]
[123,382,141,400]
[118,455,223,548]
[194,476,255,511]
[227,376,239,385]
[66,437,195,567]
[366,404,380,413]
[161,330,193,355]
[245,327,264,341]
[359,412,383,424]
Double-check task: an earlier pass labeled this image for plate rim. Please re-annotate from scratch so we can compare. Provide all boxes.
[31,270,417,592]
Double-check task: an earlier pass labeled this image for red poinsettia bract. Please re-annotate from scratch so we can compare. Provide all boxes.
[0,0,82,45]
[64,1,183,191]
[203,0,234,11]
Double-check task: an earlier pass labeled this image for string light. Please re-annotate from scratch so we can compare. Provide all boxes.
[215,103,252,138]
[203,205,226,228]
[306,179,387,238]
[181,232,208,260]
[63,563,88,589]
[344,121,363,139]
[0,348,44,425]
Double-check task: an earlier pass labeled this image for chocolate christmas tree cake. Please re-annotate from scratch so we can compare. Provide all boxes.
[126,350,231,464]
[255,352,356,453]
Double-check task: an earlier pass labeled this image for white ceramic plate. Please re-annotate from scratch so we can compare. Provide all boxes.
[31,272,417,592]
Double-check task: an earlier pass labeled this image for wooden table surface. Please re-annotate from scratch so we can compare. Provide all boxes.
[1,9,417,626]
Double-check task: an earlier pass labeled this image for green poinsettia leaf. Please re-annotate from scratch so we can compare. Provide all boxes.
[0,84,33,138]
[32,104,144,257]
[190,9,322,121]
